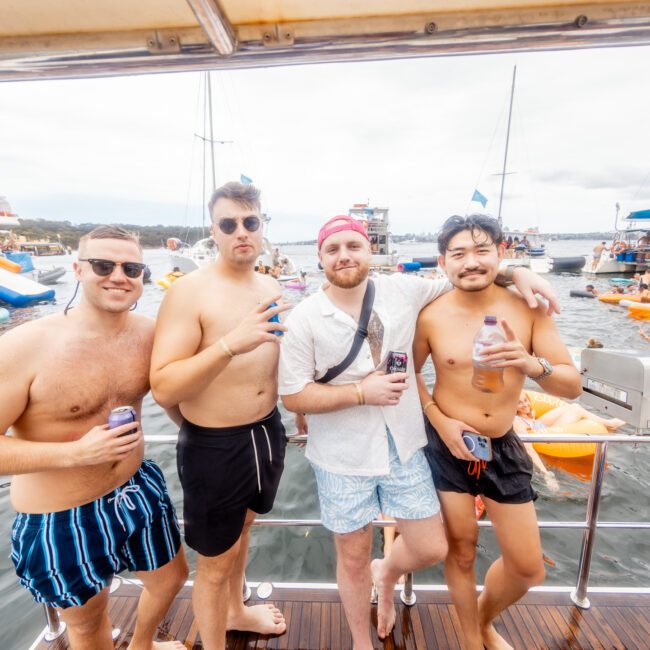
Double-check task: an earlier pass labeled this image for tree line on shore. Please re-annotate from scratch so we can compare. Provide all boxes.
[12,219,209,249]
[12,218,615,248]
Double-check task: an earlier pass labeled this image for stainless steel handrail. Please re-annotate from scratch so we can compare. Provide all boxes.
[27,432,650,637]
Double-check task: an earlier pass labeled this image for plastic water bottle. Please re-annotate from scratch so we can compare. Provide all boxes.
[472,316,505,393]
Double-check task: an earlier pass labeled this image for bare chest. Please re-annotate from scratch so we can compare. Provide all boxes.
[199,291,279,347]
[26,335,151,425]
[429,309,533,373]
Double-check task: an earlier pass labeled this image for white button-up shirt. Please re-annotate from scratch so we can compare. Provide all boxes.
[279,274,450,476]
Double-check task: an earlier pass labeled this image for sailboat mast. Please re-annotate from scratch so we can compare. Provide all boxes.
[497,65,517,226]
[206,72,217,193]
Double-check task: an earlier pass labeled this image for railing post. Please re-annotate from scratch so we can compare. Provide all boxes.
[570,441,608,609]
[43,604,66,641]
[400,572,417,606]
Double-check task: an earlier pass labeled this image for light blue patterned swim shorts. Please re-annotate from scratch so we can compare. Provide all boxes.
[311,431,440,533]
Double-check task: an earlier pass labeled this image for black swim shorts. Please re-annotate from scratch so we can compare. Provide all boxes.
[177,407,286,556]
[424,419,537,504]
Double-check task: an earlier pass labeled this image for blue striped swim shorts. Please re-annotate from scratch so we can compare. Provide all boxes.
[311,431,440,534]
[10,459,181,609]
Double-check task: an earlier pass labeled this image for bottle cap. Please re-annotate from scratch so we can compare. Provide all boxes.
[484,316,497,324]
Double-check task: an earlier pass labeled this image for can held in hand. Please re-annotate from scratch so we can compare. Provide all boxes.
[108,406,137,436]
[386,351,408,375]
[267,301,283,337]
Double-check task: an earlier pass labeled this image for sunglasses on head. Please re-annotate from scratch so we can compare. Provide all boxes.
[217,215,261,235]
[79,258,147,278]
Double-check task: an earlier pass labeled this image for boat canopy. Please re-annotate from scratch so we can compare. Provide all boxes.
[2,0,650,82]
[624,210,650,221]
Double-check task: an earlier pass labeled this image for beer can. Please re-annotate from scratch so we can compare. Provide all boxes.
[108,406,137,436]
[386,351,408,375]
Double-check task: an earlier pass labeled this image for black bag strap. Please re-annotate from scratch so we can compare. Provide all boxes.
[316,279,375,384]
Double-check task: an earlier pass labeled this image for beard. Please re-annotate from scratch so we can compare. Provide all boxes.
[325,261,370,289]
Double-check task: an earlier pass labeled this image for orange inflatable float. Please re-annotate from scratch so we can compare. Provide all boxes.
[598,292,641,304]
[524,391,605,459]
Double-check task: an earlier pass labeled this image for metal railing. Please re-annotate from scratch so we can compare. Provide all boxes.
[4,431,645,640]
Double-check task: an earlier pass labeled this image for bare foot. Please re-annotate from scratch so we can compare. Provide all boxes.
[128,640,185,650]
[227,603,286,635]
[481,624,513,650]
[603,418,625,431]
[370,558,396,640]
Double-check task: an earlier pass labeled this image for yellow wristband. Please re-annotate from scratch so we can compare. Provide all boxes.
[423,400,436,413]
[219,337,235,359]
[354,382,365,406]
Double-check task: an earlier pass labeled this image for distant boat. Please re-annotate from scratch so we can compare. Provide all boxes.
[167,72,296,281]
[588,206,650,274]
[348,203,399,267]
[17,241,66,256]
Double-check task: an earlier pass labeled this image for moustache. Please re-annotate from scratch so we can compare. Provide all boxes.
[459,269,486,278]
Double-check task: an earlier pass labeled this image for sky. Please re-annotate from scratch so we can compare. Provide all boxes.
[1,45,650,242]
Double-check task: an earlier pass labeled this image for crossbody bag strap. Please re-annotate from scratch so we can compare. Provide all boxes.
[315,279,375,384]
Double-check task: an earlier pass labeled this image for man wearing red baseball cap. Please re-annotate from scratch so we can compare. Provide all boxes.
[279,214,559,649]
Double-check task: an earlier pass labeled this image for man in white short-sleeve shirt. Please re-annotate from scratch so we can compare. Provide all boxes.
[279,215,558,649]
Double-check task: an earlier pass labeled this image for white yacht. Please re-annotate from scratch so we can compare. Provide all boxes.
[348,204,399,267]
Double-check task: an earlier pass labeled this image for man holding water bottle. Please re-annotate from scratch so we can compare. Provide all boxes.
[414,214,582,650]
[279,215,560,650]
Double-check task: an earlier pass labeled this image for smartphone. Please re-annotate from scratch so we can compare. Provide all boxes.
[267,301,283,337]
[386,351,408,376]
[462,431,493,461]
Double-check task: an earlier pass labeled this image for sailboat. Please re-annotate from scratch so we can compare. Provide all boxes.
[490,67,584,274]
[166,73,297,280]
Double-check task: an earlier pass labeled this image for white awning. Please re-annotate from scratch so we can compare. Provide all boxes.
[1,0,650,81]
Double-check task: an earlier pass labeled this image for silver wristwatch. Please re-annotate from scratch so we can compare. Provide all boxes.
[529,356,553,381]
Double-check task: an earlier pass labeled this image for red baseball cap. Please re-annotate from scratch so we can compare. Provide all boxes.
[317,215,370,251]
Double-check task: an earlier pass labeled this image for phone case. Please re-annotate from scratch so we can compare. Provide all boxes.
[462,432,493,461]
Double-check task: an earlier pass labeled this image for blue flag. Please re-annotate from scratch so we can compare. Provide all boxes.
[240,174,253,185]
[471,189,488,208]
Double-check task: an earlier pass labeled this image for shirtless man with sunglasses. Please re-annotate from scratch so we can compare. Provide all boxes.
[1,225,188,650]
[151,182,290,650]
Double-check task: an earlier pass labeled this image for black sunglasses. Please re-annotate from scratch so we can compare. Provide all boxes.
[217,216,261,235]
[79,258,147,279]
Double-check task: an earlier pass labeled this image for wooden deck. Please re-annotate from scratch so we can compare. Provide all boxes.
[35,583,650,649]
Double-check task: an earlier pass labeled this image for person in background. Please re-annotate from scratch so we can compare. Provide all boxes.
[586,337,604,348]
[591,241,608,271]
[639,283,650,302]
[585,284,599,296]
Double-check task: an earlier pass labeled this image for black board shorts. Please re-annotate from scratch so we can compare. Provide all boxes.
[177,407,286,556]
[424,419,537,504]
